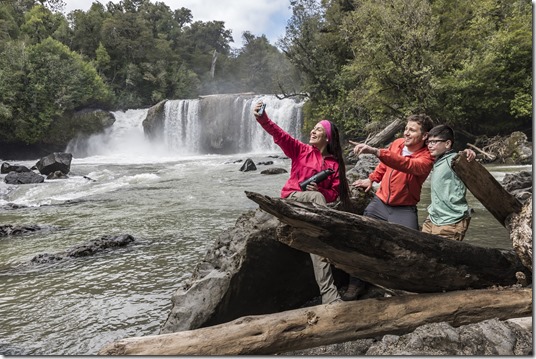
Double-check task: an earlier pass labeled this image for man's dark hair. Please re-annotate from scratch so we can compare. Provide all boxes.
[428,124,455,144]
[407,114,434,133]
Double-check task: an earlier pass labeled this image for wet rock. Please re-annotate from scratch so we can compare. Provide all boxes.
[35,152,73,176]
[0,224,53,237]
[4,171,44,184]
[30,234,135,264]
[260,168,287,175]
[239,158,257,172]
[1,162,31,174]
[47,170,69,180]
[142,100,167,141]
[31,253,65,263]
[257,161,274,166]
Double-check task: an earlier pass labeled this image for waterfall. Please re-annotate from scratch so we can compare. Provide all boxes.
[163,100,200,154]
[67,94,304,158]
[161,94,304,154]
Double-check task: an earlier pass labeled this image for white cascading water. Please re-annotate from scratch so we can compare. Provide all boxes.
[163,99,201,154]
[67,94,304,159]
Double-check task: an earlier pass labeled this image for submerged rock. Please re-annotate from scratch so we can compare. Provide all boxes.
[0,224,56,237]
[30,234,135,264]
[260,167,287,175]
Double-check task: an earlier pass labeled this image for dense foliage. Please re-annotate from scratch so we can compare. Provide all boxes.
[279,0,532,136]
[0,0,299,145]
[0,0,531,147]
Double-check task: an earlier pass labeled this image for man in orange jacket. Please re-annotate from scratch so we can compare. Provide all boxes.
[344,114,434,300]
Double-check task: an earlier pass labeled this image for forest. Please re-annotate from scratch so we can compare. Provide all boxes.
[0,0,532,150]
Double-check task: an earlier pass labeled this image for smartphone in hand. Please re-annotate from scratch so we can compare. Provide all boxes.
[257,103,266,116]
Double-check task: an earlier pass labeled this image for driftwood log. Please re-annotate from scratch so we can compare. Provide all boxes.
[451,153,522,226]
[245,192,530,293]
[98,288,532,355]
[366,118,405,147]
[451,153,531,273]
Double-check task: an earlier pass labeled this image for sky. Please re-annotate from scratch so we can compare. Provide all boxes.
[63,0,293,48]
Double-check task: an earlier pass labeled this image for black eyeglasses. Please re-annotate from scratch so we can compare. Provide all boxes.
[426,139,447,146]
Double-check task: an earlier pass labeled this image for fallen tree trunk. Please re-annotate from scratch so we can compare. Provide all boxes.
[451,153,522,226]
[98,288,532,355]
[245,192,530,293]
[366,118,405,147]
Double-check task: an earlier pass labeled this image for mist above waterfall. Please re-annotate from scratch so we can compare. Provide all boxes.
[67,94,304,159]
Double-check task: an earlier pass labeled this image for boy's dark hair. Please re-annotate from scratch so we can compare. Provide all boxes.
[428,124,455,144]
[407,114,434,133]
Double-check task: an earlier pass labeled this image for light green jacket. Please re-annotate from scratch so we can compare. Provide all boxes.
[427,151,470,225]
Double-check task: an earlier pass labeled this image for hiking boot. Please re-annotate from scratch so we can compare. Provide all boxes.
[341,283,366,301]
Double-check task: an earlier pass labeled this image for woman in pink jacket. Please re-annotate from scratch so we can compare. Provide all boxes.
[253,101,351,304]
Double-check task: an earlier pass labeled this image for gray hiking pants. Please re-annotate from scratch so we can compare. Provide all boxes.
[288,191,340,304]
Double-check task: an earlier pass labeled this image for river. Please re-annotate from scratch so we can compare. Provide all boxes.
[0,100,530,355]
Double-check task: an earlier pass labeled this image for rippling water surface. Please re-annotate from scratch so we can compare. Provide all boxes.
[0,152,529,355]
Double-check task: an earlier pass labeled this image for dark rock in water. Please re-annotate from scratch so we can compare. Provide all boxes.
[4,171,44,184]
[239,158,257,172]
[257,161,274,166]
[160,209,324,333]
[66,234,135,258]
[47,170,69,180]
[1,162,31,174]
[31,253,65,263]
[260,168,287,175]
[35,152,73,176]
[0,224,54,237]
[30,234,135,264]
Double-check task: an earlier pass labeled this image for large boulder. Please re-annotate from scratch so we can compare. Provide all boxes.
[142,100,167,141]
[159,209,324,333]
[35,152,73,176]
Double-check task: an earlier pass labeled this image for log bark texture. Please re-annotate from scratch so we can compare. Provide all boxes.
[245,192,530,293]
[508,196,533,272]
[451,154,522,226]
[98,288,532,355]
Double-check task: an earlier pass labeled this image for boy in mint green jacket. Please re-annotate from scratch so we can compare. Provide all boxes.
[422,124,476,241]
